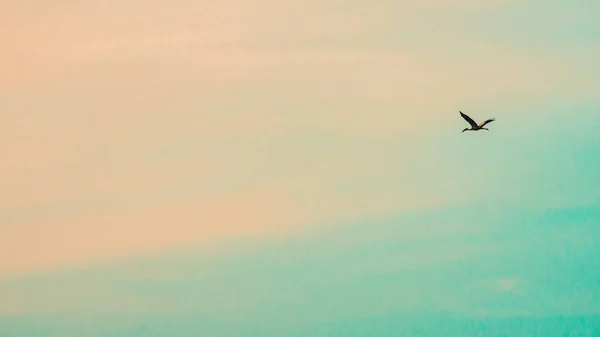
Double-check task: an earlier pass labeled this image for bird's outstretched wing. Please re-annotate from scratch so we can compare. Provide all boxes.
[478,118,495,127]
[460,111,477,127]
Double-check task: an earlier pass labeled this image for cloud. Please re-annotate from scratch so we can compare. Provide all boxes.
[0,206,496,315]
[2,205,600,324]
[1,0,599,276]
[490,278,522,293]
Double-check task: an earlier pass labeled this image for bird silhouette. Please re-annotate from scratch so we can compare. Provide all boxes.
[460,111,495,132]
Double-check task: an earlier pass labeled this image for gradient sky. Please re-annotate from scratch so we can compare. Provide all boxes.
[2,0,600,336]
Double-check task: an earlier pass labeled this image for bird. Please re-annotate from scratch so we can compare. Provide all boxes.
[460,111,495,132]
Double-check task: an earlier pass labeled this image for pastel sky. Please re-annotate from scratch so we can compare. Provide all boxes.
[1,0,600,335]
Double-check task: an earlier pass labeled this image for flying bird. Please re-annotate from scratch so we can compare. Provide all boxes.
[460,111,495,132]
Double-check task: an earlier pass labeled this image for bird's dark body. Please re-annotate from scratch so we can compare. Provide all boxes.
[460,111,495,132]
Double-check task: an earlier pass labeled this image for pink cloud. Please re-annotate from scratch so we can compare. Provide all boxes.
[1,0,598,276]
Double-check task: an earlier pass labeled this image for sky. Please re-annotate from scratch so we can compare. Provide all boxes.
[1,0,600,335]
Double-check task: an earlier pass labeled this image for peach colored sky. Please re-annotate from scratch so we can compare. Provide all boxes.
[2,0,599,276]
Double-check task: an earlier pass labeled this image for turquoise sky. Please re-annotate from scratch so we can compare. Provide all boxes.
[2,0,600,336]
